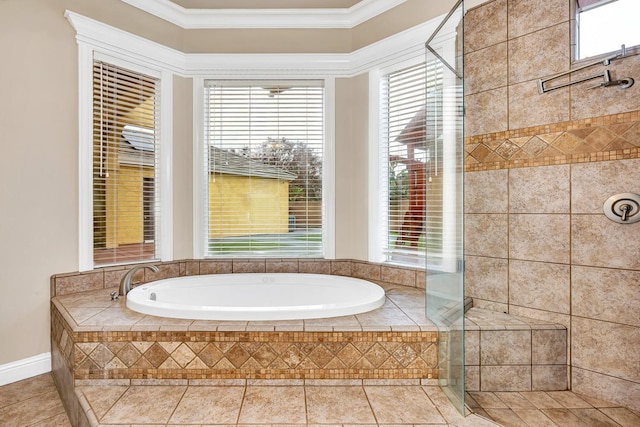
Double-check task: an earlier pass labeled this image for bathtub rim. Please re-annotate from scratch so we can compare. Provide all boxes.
[125,272,386,321]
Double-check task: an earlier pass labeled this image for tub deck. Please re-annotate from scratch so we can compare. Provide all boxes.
[52,283,439,384]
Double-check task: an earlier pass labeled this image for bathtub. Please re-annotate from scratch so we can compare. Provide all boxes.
[126,273,386,321]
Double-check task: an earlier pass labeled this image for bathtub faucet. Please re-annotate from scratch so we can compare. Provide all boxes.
[119,264,159,296]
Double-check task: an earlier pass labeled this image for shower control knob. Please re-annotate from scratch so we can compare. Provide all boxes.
[603,193,640,224]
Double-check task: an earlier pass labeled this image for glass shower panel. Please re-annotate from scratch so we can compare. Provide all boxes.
[424,0,465,415]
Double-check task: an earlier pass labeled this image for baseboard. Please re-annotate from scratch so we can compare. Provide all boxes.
[0,353,51,386]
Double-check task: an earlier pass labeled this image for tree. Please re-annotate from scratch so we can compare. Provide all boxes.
[250,138,323,201]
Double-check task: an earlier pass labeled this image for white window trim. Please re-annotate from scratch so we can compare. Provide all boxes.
[74,44,173,271]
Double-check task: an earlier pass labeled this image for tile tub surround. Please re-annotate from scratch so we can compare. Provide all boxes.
[465,308,568,393]
[51,274,438,382]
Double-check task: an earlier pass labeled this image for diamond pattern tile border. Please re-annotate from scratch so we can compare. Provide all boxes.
[465,111,640,171]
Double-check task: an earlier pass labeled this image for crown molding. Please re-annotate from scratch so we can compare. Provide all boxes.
[120,0,407,29]
[66,10,443,78]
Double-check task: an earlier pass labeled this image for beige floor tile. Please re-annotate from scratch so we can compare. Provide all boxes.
[422,386,467,425]
[0,389,67,427]
[520,391,565,409]
[512,408,559,427]
[100,386,186,424]
[169,386,244,424]
[600,407,640,427]
[485,408,529,427]
[468,392,509,409]
[0,374,57,408]
[306,386,375,424]
[238,386,306,424]
[364,386,445,424]
[546,391,593,408]
[494,391,537,409]
[29,412,73,427]
[542,408,590,426]
[78,385,128,419]
[569,408,624,427]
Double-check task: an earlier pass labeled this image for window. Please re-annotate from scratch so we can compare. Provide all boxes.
[576,0,640,59]
[380,61,443,266]
[202,81,324,258]
[92,61,161,265]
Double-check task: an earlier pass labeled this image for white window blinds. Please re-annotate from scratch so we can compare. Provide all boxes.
[203,80,324,258]
[92,61,160,265]
[380,61,442,265]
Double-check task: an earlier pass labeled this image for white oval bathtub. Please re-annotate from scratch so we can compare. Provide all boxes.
[125,273,386,321]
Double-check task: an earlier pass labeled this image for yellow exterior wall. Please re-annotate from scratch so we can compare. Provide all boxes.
[208,174,290,239]
[105,165,154,248]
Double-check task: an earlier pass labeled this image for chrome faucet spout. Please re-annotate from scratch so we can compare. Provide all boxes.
[118,264,159,296]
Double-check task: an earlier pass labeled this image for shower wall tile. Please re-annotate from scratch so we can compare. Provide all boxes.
[532,330,567,364]
[532,365,568,391]
[465,87,509,136]
[508,23,570,85]
[509,260,570,314]
[572,216,640,269]
[509,214,570,263]
[571,158,640,214]
[481,366,531,391]
[571,55,640,120]
[509,165,570,213]
[465,256,508,304]
[481,330,531,365]
[507,0,569,39]
[572,266,640,327]
[464,0,507,53]
[465,42,508,95]
[464,169,508,214]
[465,214,508,257]
[508,79,570,130]
[572,317,640,382]
[572,367,640,412]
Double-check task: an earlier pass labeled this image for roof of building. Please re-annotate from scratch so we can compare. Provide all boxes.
[209,147,297,181]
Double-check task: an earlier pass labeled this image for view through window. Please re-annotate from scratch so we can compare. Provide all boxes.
[203,81,324,258]
[380,61,443,266]
[92,61,160,266]
[577,0,640,59]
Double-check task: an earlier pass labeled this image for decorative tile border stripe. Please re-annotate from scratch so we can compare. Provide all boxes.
[465,111,640,171]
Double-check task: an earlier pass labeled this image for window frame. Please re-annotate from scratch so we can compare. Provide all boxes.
[370,56,430,267]
[193,77,336,260]
[573,0,640,62]
[77,47,173,271]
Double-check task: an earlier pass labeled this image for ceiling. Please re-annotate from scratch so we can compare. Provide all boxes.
[170,0,363,8]
[121,0,405,29]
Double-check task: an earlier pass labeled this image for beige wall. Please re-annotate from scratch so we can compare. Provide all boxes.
[463,0,640,410]
[334,75,370,260]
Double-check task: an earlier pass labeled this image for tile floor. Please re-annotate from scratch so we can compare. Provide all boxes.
[0,373,71,426]
[468,390,640,427]
[0,374,640,427]
[3,374,640,426]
